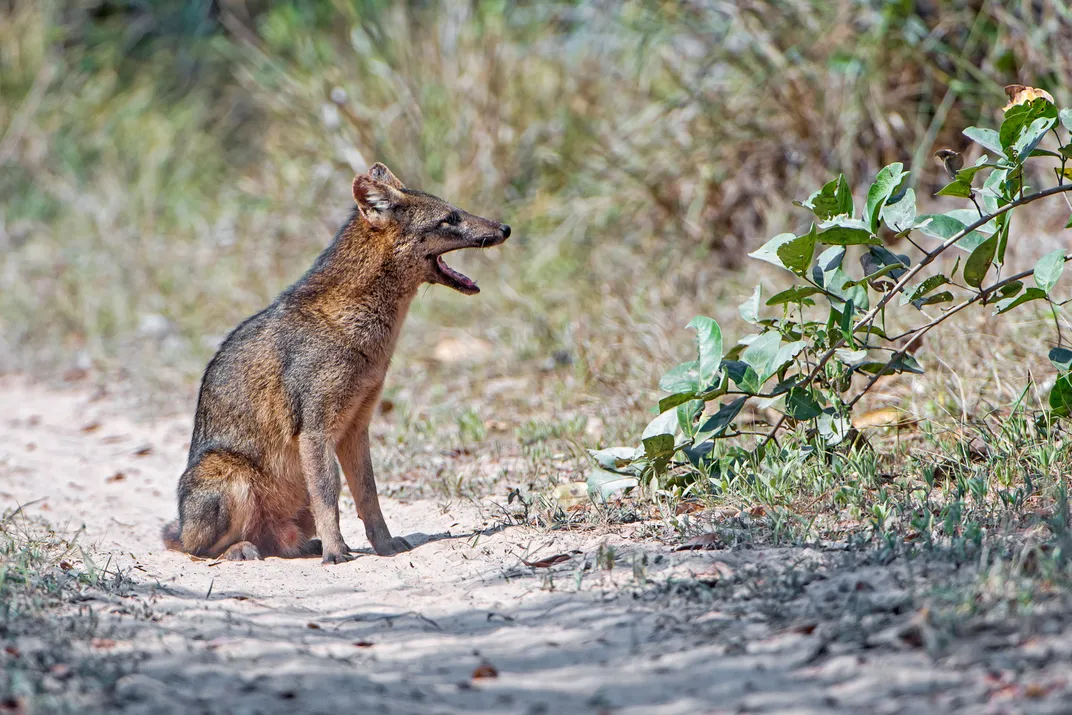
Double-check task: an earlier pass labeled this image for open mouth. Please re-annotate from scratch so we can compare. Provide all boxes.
[432,253,480,295]
[430,233,507,295]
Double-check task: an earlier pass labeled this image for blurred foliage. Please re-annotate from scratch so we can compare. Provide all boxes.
[2,0,1071,377]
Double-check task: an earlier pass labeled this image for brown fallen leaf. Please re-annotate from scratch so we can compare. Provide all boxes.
[4,646,20,658]
[106,472,126,483]
[91,638,117,650]
[522,553,574,568]
[747,505,767,517]
[472,663,499,679]
[789,623,818,635]
[675,500,703,515]
[59,561,73,571]
[1003,84,1054,111]
[353,641,374,648]
[133,444,153,456]
[673,533,721,551]
[80,421,102,433]
[307,623,321,630]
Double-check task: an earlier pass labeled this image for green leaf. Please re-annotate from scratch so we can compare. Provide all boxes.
[814,246,846,274]
[659,392,697,413]
[687,316,724,390]
[797,174,853,220]
[995,287,1047,314]
[742,331,782,383]
[888,354,925,375]
[834,348,869,366]
[818,410,851,446]
[748,233,799,273]
[724,360,762,395]
[915,213,990,252]
[963,126,1003,154]
[839,299,856,348]
[880,188,917,232]
[766,285,821,306]
[1034,249,1066,294]
[860,246,909,283]
[784,388,823,420]
[641,410,678,459]
[1049,373,1072,417]
[936,179,973,198]
[677,399,704,437]
[588,446,642,473]
[864,163,908,234]
[642,409,678,441]
[659,361,699,394]
[955,155,996,183]
[963,234,998,288]
[980,168,1009,214]
[911,290,954,309]
[1067,213,1072,230]
[997,281,1023,299]
[693,397,747,444]
[821,267,869,310]
[739,285,762,324]
[995,214,1011,267]
[587,467,638,501]
[1061,108,1072,134]
[1049,348,1072,372]
[1000,98,1058,154]
[901,274,948,305]
[1012,116,1057,161]
[768,340,807,377]
[776,225,818,276]
[816,217,881,246]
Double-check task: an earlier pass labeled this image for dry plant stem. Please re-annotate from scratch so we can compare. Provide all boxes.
[758,183,1072,449]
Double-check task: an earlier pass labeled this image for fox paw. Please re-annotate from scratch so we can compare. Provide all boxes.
[321,545,354,565]
[372,536,412,556]
[222,541,262,561]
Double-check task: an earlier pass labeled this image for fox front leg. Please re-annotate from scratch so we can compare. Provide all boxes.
[298,432,353,564]
[337,426,411,556]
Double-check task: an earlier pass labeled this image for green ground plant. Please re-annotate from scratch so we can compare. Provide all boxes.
[593,87,1072,500]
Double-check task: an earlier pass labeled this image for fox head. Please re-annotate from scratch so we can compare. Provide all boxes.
[351,163,510,295]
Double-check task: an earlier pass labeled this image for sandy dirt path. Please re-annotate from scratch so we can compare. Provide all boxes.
[2,376,1071,714]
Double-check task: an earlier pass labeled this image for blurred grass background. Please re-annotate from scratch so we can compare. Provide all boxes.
[1,0,1070,449]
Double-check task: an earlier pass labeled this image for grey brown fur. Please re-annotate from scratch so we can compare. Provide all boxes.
[162,163,510,563]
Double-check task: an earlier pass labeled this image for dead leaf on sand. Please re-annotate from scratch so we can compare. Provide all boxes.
[522,552,576,568]
[472,663,499,679]
[106,472,126,483]
[673,533,721,551]
[133,444,153,456]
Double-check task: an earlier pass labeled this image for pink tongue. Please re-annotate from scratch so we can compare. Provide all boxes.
[437,255,477,289]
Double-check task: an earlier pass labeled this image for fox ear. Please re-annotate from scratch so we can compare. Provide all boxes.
[352,175,400,223]
[368,162,405,190]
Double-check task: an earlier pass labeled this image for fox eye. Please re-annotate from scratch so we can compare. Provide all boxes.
[439,212,460,228]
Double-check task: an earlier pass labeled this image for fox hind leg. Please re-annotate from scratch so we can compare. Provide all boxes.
[172,451,258,558]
